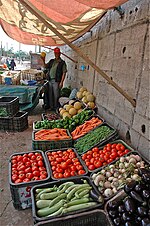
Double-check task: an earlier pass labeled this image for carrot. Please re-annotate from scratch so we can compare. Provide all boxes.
[34,129,70,141]
[71,117,103,140]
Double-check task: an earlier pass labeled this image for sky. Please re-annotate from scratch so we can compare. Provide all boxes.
[0,26,38,53]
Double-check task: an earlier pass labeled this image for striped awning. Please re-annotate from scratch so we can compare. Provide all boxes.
[0,0,128,46]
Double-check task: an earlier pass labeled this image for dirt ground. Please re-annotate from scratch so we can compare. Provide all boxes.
[0,100,49,226]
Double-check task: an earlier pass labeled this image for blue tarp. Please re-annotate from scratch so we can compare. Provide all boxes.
[0,85,40,111]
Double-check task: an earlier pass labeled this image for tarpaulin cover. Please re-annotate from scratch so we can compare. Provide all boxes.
[0,0,127,46]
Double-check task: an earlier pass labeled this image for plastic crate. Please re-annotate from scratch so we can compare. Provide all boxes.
[74,122,118,155]
[45,148,88,180]
[90,151,150,201]
[31,176,104,224]
[34,209,112,226]
[13,111,28,132]
[9,150,51,210]
[32,129,73,151]
[0,96,19,117]
[82,139,135,173]
[0,116,14,131]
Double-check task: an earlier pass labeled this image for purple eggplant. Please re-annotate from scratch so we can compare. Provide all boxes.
[141,218,150,226]
[124,197,136,213]
[107,200,119,210]
[118,204,125,213]
[138,168,150,177]
[137,206,147,217]
[142,190,150,199]
[129,191,145,203]
[108,210,118,218]
[113,217,121,226]
[124,180,137,194]
[122,212,132,221]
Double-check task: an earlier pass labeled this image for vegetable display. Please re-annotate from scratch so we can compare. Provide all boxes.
[35,109,93,131]
[74,125,114,154]
[107,168,150,226]
[34,180,102,218]
[82,142,130,171]
[11,152,48,183]
[71,117,103,140]
[42,113,60,121]
[34,129,70,141]
[91,153,149,199]
[46,148,86,179]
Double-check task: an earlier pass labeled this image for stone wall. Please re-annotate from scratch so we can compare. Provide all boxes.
[61,0,149,160]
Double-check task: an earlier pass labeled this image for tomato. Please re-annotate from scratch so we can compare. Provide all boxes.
[60,162,67,169]
[110,152,118,159]
[33,171,40,177]
[40,175,47,180]
[48,156,54,161]
[70,165,76,171]
[12,174,18,182]
[25,161,31,167]
[37,161,44,167]
[51,161,57,166]
[31,155,36,160]
[74,161,80,166]
[28,153,34,158]
[32,166,39,172]
[39,166,46,171]
[82,154,87,161]
[111,143,117,148]
[92,147,99,152]
[107,158,113,163]
[36,155,43,161]
[40,171,47,176]
[17,155,23,161]
[11,156,17,160]
[12,169,18,175]
[70,171,76,176]
[26,172,33,179]
[67,148,73,153]
[34,152,41,156]
[94,161,102,168]
[56,167,63,173]
[120,144,125,151]
[78,170,85,175]
[14,179,22,184]
[32,176,39,181]
[124,149,130,154]
[87,150,92,155]
[76,165,83,171]
[57,173,63,178]
[31,162,38,167]
[23,178,30,182]
[25,167,32,173]
[22,157,28,163]
[18,170,25,174]
[12,163,17,168]
[56,157,62,163]
[11,159,17,164]
[17,164,26,171]
[53,173,59,179]
[90,158,95,164]
[63,172,71,178]
[66,159,72,165]
[88,165,95,171]
[19,174,26,180]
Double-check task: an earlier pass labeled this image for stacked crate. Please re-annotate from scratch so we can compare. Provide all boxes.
[0,96,28,132]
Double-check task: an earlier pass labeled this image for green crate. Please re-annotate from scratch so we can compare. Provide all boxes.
[32,129,73,151]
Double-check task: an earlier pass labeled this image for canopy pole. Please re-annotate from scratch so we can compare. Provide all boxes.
[20,0,136,107]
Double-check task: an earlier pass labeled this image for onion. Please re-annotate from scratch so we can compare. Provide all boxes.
[104,188,113,197]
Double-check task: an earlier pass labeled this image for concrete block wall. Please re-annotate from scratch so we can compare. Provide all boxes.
[62,0,150,160]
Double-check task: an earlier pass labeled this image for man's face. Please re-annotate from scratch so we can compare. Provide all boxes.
[54,52,60,59]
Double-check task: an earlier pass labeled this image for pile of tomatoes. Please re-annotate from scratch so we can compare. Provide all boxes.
[47,148,86,179]
[11,152,48,184]
[82,142,130,171]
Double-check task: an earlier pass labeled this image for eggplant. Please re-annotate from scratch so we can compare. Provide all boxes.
[118,204,125,213]
[108,210,118,218]
[124,197,136,213]
[142,190,150,199]
[90,189,104,203]
[122,212,132,221]
[107,200,119,210]
[142,173,150,184]
[138,168,150,176]
[137,206,147,217]
[129,191,145,203]
[125,222,133,226]
[134,183,147,193]
[141,218,150,226]
[124,180,137,194]
[113,217,121,226]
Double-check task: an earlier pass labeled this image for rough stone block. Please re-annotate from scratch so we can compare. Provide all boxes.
[132,113,149,140]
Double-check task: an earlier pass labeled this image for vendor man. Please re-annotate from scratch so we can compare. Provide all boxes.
[41,47,67,110]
